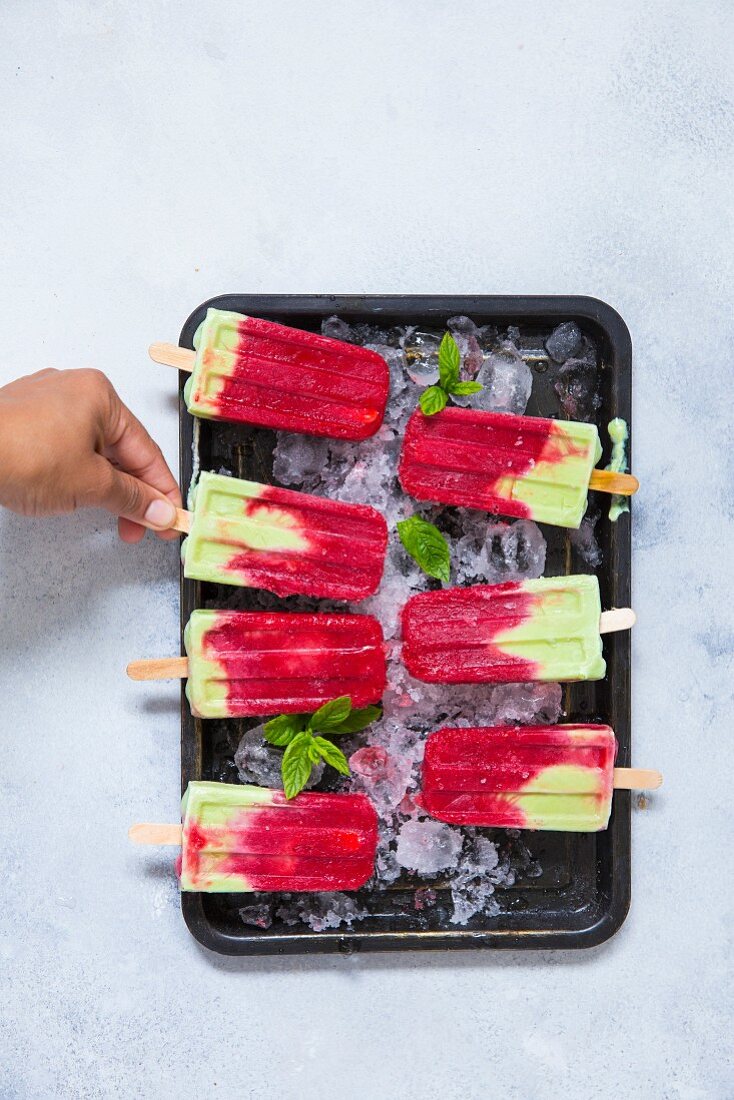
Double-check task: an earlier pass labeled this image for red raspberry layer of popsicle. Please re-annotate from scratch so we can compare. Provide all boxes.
[184,609,387,718]
[401,576,606,684]
[182,471,388,600]
[398,407,601,528]
[179,782,378,892]
[186,308,389,440]
[418,725,617,831]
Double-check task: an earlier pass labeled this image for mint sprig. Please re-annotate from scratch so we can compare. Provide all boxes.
[419,386,448,415]
[263,695,382,798]
[261,714,305,745]
[397,514,450,583]
[311,737,351,774]
[419,331,483,415]
[282,731,314,798]
[308,696,352,731]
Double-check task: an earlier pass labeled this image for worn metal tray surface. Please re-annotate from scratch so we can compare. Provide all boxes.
[177,295,632,956]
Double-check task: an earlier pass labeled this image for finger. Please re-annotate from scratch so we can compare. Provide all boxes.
[89,457,179,530]
[118,516,146,544]
[27,368,60,381]
[155,526,182,542]
[119,519,182,543]
[101,390,182,505]
[118,516,180,543]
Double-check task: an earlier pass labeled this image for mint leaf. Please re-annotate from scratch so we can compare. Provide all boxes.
[309,695,352,732]
[307,739,323,764]
[282,731,314,799]
[419,385,448,416]
[263,714,305,746]
[397,515,451,583]
[438,332,461,391]
[328,705,382,734]
[311,737,350,776]
[416,332,482,414]
[273,696,378,796]
[450,380,483,396]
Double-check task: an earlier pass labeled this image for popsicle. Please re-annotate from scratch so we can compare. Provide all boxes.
[418,724,662,831]
[401,575,634,684]
[130,782,378,892]
[176,471,387,600]
[150,307,389,440]
[398,407,639,529]
[127,609,387,719]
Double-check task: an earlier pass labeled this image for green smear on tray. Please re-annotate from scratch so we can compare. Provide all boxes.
[606,418,629,522]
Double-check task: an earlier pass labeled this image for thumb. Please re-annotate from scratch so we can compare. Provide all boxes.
[91,457,179,530]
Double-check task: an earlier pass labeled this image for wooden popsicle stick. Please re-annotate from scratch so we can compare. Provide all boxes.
[149,342,196,372]
[589,469,639,495]
[613,768,663,790]
[172,508,192,534]
[128,823,183,845]
[599,608,636,633]
[126,657,189,681]
[136,507,191,535]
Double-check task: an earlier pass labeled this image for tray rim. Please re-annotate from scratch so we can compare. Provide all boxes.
[177,293,632,957]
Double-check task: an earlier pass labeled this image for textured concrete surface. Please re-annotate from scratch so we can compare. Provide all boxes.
[1,2,732,1097]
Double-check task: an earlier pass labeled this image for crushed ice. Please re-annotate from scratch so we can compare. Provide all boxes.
[396,818,464,874]
[240,890,368,933]
[275,892,368,932]
[237,314,603,931]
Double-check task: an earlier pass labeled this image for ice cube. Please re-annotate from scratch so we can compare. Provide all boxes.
[455,517,547,585]
[234,725,324,790]
[569,510,602,567]
[475,323,501,352]
[350,745,390,779]
[272,433,333,490]
[343,321,399,347]
[545,321,583,363]
[402,329,441,386]
[554,356,601,422]
[321,315,357,342]
[488,682,563,725]
[349,743,415,818]
[447,315,484,379]
[471,351,533,415]
[485,519,547,581]
[239,902,273,929]
[447,315,478,336]
[395,818,463,875]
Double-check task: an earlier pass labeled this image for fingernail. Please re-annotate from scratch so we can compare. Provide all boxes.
[144,498,177,528]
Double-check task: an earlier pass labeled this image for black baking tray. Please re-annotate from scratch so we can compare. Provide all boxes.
[177,294,632,955]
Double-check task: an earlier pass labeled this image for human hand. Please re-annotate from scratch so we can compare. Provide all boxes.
[0,368,181,543]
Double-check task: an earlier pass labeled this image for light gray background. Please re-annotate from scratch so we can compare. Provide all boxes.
[1,3,732,1098]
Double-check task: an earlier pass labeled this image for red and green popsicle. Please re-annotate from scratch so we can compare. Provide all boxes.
[177,471,387,600]
[401,575,634,684]
[150,307,389,440]
[398,407,639,528]
[418,725,661,832]
[130,782,378,892]
[127,609,386,719]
